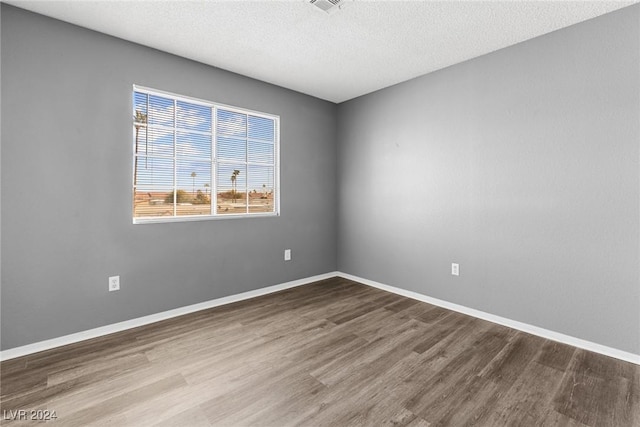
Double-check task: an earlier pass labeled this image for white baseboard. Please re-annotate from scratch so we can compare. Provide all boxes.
[336,272,640,365]
[0,271,339,362]
[3,271,638,365]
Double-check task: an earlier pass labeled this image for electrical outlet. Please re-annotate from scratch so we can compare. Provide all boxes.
[284,249,291,261]
[109,276,120,292]
[451,263,459,276]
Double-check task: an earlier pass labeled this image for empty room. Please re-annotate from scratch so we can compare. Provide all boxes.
[1,1,639,426]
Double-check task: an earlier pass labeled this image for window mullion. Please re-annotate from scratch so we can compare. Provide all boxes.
[173,99,177,217]
[245,113,249,215]
[212,106,217,216]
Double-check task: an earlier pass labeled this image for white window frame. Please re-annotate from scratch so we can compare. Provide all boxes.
[132,85,280,224]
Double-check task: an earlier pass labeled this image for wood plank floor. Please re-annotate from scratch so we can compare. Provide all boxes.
[1,277,638,426]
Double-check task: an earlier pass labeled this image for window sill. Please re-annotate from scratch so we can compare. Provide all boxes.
[133,212,280,225]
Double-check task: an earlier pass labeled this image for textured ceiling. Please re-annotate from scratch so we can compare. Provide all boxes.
[6,0,637,103]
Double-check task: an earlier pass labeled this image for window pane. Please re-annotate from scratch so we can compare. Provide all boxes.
[217,163,246,215]
[248,115,274,141]
[133,125,147,155]
[134,157,173,189]
[175,202,211,217]
[177,132,211,159]
[177,101,211,132]
[248,165,274,213]
[134,189,175,218]
[217,136,246,162]
[248,140,274,164]
[217,109,246,137]
[176,160,211,197]
[175,161,212,217]
[133,92,148,118]
[135,128,173,157]
[148,95,174,127]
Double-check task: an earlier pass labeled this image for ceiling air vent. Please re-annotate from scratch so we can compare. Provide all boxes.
[309,0,344,14]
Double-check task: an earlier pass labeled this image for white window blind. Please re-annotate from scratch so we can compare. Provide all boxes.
[132,86,279,223]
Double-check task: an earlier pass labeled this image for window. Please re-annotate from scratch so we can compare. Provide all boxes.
[132,86,279,223]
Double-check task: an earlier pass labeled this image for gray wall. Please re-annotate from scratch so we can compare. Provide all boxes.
[3,4,639,356]
[337,5,640,354]
[1,5,337,350]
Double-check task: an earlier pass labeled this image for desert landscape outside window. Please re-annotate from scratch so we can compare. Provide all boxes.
[132,86,279,223]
